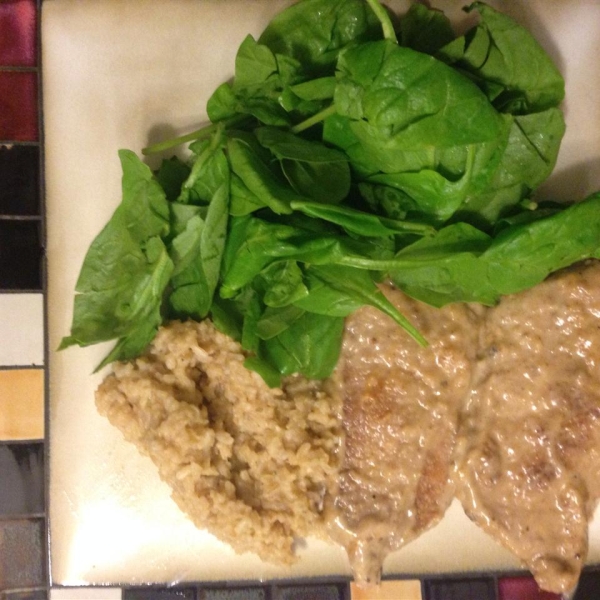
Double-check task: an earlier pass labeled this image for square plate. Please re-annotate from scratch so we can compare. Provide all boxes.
[43,0,600,586]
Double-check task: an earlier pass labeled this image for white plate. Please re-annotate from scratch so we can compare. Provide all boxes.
[43,0,600,585]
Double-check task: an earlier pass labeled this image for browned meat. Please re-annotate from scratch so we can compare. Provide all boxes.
[454,261,600,594]
[329,282,482,585]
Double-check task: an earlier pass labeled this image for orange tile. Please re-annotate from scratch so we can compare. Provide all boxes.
[0,368,44,440]
[351,580,422,600]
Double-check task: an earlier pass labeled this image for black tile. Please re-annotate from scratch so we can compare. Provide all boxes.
[0,442,44,516]
[573,569,600,600]
[0,518,46,589]
[199,589,266,600]
[2,590,48,600]
[124,589,195,600]
[424,577,496,600]
[0,145,40,215]
[0,219,42,290]
[273,584,341,600]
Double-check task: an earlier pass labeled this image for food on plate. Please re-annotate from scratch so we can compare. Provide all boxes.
[455,261,600,594]
[61,0,600,388]
[329,283,482,584]
[96,319,342,564]
[94,261,600,593]
[60,0,600,594]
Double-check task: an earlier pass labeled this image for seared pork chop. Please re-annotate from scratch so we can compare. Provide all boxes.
[330,282,482,585]
[455,261,600,594]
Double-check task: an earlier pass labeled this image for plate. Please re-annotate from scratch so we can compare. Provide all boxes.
[43,0,600,585]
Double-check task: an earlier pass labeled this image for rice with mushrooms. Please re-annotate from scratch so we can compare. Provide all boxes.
[95,319,343,564]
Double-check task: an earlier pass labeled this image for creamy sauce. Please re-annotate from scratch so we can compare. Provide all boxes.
[455,262,600,594]
[330,262,600,593]
[329,282,482,585]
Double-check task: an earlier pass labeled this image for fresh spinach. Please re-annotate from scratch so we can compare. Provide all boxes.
[64,0,599,387]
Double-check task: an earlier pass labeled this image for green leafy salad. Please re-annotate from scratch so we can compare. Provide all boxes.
[61,0,600,387]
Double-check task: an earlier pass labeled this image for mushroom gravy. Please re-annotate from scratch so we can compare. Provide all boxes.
[455,261,600,594]
[331,262,600,593]
[329,282,483,585]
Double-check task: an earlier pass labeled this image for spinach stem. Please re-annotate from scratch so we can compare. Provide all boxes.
[142,115,245,155]
[291,104,338,134]
[365,0,398,43]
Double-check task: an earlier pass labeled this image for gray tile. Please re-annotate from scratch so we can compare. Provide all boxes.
[0,518,46,589]
[0,443,44,516]
[199,589,265,600]
[124,589,194,600]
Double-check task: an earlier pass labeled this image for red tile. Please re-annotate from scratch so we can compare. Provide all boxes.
[0,71,37,141]
[0,0,37,67]
[498,576,561,600]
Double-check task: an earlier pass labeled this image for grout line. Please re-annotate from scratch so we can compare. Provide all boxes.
[0,140,40,146]
[0,214,43,220]
[0,65,38,73]
[0,364,45,371]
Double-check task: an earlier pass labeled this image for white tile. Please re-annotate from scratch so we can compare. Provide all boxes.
[50,588,122,600]
[0,293,44,366]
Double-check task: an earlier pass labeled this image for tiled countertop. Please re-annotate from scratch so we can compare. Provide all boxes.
[1,1,599,599]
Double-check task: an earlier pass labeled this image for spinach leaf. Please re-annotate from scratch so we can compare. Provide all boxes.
[455,108,565,225]
[227,134,302,214]
[155,156,191,201]
[169,177,230,319]
[400,3,455,55]
[258,0,381,77]
[290,200,434,237]
[255,126,351,203]
[308,264,427,345]
[60,150,174,368]
[257,304,305,339]
[260,311,345,379]
[179,132,229,204]
[260,260,308,307]
[390,223,496,306]
[484,193,600,294]
[207,36,293,126]
[438,2,564,113]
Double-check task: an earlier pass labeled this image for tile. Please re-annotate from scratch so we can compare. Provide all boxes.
[0,442,44,515]
[199,590,265,600]
[0,369,44,440]
[498,576,561,599]
[124,590,194,600]
[275,584,342,600]
[573,570,600,600]
[424,577,496,600]
[351,580,422,600]
[50,590,121,600]
[0,0,37,67]
[0,71,38,141]
[3,590,48,600]
[0,220,43,290]
[0,293,44,366]
[0,517,46,589]
[0,145,40,215]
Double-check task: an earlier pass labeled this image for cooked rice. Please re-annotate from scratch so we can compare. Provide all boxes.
[95,319,342,564]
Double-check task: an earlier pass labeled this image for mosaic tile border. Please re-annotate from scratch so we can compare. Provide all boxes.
[1,1,600,599]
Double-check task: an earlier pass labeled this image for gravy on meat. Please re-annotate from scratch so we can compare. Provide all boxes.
[329,282,482,585]
[454,261,600,594]
[331,261,600,594]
